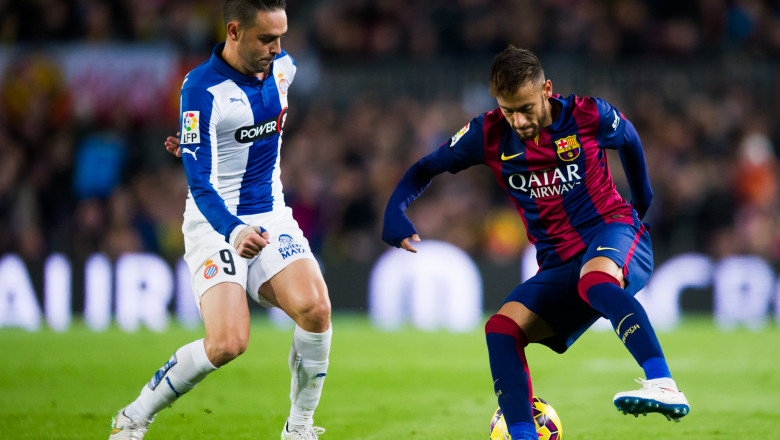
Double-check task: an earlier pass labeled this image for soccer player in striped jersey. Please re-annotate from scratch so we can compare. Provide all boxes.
[383,47,689,439]
[110,2,331,439]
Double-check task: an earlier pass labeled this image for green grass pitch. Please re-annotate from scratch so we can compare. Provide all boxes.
[1,315,778,439]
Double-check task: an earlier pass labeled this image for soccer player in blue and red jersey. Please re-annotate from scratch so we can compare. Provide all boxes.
[382,47,689,439]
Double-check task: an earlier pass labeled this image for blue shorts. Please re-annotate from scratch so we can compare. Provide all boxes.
[503,222,653,353]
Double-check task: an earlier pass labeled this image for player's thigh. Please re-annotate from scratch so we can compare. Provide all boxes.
[183,219,250,309]
[199,281,251,345]
[580,222,653,292]
[497,300,556,343]
[501,258,590,350]
[259,258,330,318]
[580,256,625,288]
[244,207,326,310]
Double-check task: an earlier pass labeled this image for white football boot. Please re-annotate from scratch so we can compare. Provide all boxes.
[281,420,326,440]
[109,407,150,440]
[614,378,690,422]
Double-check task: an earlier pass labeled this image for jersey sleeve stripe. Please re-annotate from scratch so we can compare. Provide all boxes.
[571,97,634,228]
[181,86,243,241]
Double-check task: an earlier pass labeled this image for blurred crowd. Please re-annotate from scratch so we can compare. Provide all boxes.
[1,0,779,269]
[4,0,780,58]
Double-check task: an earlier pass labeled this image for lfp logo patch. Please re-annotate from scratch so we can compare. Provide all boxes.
[203,259,218,279]
[181,111,201,144]
[555,135,581,161]
[449,123,470,147]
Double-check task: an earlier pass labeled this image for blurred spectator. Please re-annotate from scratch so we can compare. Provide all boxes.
[0,0,778,271]
[73,132,126,200]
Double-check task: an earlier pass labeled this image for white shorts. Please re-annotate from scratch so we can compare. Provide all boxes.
[182,206,315,309]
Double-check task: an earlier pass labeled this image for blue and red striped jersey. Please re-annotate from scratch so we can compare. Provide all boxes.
[383,94,647,267]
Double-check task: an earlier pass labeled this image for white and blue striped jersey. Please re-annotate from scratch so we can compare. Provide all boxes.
[179,43,294,242]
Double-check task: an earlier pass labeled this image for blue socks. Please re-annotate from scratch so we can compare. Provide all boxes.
[578,271,670,379]
[485,314,537,440]
[485,271,672,440]
[642,356,671,380]
[509,422,538,440]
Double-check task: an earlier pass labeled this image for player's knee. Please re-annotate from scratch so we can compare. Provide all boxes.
[485,314,528,347]
[299,297,331,330]
[298,277,330,317]
[577,270,620,303]
[211,342,247,366]
[484,314,502,334]
[206,333,249,367]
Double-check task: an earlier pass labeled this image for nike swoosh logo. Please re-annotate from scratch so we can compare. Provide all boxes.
[597,246,619,252]
[501,151,524,160]
[615,313,634,335]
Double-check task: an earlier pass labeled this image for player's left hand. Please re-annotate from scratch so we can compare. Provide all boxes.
[382,211,419,249]
[165,131,181,157]
[399,234,421,253]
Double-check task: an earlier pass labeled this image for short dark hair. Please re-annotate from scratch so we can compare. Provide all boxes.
[489,46,545,98]
[223,0,286,27]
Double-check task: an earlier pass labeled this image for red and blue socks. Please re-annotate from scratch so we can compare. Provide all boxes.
[485,314,538,440]
[578,271,671,380]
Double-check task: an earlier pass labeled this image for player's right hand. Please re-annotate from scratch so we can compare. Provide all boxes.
[165,131,182,157]
[233,225,270,258]
[399,234,421,253]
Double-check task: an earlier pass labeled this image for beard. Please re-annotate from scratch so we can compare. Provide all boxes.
[514,97,549,140]
[238,45,273,75]
[246,56,272,75]
[514,125,540,140]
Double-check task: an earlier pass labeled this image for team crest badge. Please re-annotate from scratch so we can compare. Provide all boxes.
[279,234,294,245]
[555,135,581,161]
[203,259,218,279]
[277,73,288,95]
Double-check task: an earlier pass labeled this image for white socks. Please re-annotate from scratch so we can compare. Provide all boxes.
[126,339,217,422]
[288,324,332,427]
[122,327,331,428]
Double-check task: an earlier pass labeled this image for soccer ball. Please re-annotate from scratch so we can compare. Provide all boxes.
[489,396,563,440]
[489,407,510,440]
[532,396,562,439]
